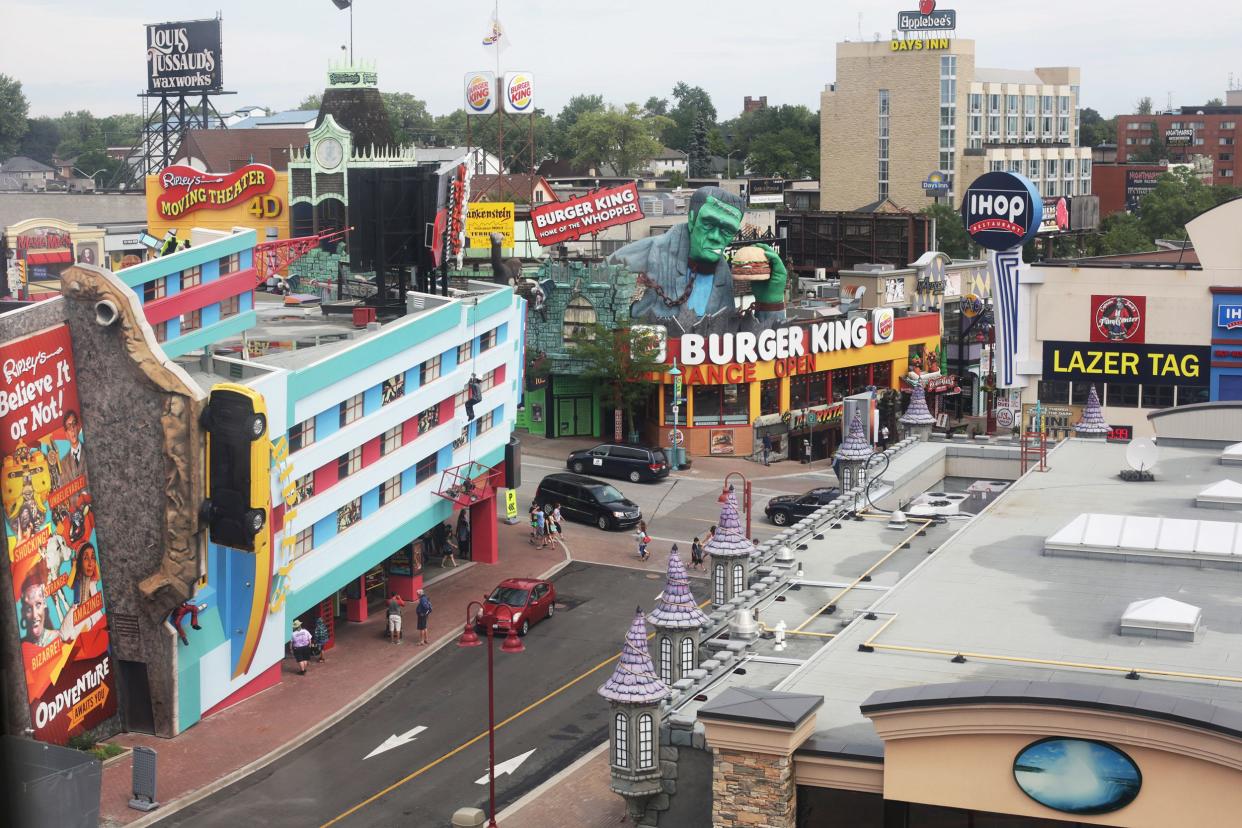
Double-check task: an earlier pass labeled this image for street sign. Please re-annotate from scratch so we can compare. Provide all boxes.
[614,409,623,441]
[504,489,518,519]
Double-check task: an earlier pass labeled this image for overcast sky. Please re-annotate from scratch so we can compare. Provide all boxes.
[6,0,1241,121]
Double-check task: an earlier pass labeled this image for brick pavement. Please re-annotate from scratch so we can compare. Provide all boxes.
[496,743,623,828]
[99,524,567,828]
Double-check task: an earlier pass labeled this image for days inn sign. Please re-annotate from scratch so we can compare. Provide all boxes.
[893,0,956,50]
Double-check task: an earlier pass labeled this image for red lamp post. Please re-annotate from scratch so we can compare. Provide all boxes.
[459,600,525,827]
[719,473,752,539]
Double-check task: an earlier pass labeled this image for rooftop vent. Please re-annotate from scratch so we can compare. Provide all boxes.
[1222,442,1242,467]
[907,491,968,517]
[1196,479,1242,510]
[1119,596,1201,641]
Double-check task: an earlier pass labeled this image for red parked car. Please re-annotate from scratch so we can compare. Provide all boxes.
[476,578,557,636]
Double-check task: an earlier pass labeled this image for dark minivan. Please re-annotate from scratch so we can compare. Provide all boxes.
[566,443,670,483]
[535,473,643,531]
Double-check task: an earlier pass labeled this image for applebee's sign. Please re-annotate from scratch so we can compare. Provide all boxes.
[961,171,1042,252]
[898,0,957,31]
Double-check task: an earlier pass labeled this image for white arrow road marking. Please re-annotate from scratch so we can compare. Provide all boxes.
[475,748,537,785]
[365,725,428,759]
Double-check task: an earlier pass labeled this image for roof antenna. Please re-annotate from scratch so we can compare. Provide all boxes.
[857,12,863,41]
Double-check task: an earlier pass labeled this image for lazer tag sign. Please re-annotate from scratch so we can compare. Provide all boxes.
[1042,341,1210,387]
[961,171,1042,251]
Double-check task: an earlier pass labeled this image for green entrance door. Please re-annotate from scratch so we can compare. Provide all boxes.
[556,396,595,437]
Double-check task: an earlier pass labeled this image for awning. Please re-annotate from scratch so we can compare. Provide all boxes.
[26,250,72,265]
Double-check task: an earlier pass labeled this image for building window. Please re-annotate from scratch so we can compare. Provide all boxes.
[1221,137,1235,146]
[1177,385,1209,406]
[1070,383,1094,406]
[1037,380,1070,405]
[680,636,695,676]
[382,373,405,405]
[1006,94,1018,113]
[454,425,469,449]
[292,528,314,559]
[417,404,441,435]
[416,453,439,483]
[1045,180,1057,196]
[878,89,890,201]
[337,446,362,479]
[220,253,241,275]
[637,714,655,770]
[1225,169,1235,178]
[420,355,442,384]
[380,474,402,506]
[731,563,744,595]
[153,322,168,343]
[1046,159,1058,178]
[988,115,1000,137]
[659,637,672,683]
[1059,95,1070,114]
[692,384,749,425]
[760,379,781,416]
[180,309,202,333]
[969,93,982,113]
[1142,385,1175,409]
[1105,383,1140,408]
[1028,159,1041,180]
[289,418,315,452]
[457,341,472,365]
[476,408,496,435]
[713,563,725,602]
[563,296,597,343]
[479,328,498,353]
[614,713,629,768]
[339,392,364,427]
[989,93,1001,112]
[381,424,402,455]
[143,277,166,302]
[337,497,361,532]
[220,294,240,318]
[181,266,202,289]
[1223,121,1237,130]
[291,473,314,505]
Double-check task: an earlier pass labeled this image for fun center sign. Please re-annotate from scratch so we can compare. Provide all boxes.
[530,182,643,245]
[154,164,277,219]
[1,324,118,744]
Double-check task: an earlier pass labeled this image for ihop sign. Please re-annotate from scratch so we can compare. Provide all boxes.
[961,171,1042,252]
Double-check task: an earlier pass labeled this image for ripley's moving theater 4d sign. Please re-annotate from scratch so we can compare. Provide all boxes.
[962,171,1041,389]
[2,324,118,744]
[154,164,277,219]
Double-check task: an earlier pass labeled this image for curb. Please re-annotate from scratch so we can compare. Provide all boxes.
[494,740,608,823]
[127,543,573,828]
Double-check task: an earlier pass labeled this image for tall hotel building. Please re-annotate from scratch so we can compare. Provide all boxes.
[820,39,1093,210]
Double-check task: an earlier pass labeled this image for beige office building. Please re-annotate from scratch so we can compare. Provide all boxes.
[820,39,1093,211]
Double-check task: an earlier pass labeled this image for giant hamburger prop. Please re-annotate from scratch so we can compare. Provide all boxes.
[729,246,770,295]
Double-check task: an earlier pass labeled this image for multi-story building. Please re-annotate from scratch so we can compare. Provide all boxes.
[820,39,1092,211]
[1114,97,1239,185]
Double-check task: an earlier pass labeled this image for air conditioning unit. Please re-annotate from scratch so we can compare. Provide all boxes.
[814,283,837,300]
[814,267,827,279]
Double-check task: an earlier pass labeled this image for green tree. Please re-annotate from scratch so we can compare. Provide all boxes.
[665,82,717,151]
[922,203,974,259]
[688,115,710,178]
[642,96,668,117]
[18,116,60,164]
[1078,107,1117,148]
[0,74,30,158]
[1136,96,1153,115]
[666,170,687,188]
[382,92,435,145]
[1137,167,1218,240]
[567,103,671,176]
[1206,97,1224,107]
[569,323,662,437]
[747,127,818,178]
[1083,212,1154,255]
[54,110,104,159]
[296,93,322,110]
[552,94,605,158]
[1131,121,1166,163]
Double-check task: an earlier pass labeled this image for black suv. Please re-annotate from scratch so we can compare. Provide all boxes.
[764,487,840,526]
[566,443,670,483]
[534,473,643,531]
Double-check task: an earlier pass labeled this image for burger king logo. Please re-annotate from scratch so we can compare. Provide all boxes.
[465,73,494,113]
[873,307,895,344]
[505,73,533,112]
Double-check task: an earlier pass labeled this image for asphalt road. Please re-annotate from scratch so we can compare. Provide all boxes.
[155,563,665,828]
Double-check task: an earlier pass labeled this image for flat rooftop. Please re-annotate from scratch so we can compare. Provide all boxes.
[769,439,1242,754]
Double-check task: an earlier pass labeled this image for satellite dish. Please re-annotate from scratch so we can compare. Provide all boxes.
[1125,438,1160,472]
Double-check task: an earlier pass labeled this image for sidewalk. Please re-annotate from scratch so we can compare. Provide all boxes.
[98,524,567,827]
[497,743,622,828]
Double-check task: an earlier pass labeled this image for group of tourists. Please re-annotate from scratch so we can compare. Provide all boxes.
[528,501,565,548]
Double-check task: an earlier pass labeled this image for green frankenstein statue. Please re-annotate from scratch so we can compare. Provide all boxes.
[608,186,787,336]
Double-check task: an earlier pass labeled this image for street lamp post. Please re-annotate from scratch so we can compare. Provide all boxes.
[726,150,742,179]
[669,359,682,471]
[459,600,526,827]
[720,474,752,539]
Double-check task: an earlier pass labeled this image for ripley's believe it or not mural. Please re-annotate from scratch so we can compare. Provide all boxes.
[2,324,118,744]
[607,186,787,338]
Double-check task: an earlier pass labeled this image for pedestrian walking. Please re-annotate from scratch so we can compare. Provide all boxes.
[291,619,313,675]
[312,615,329,662]
[441,534,459,567]
[691,536,704,570]
[761,433,773,466]
[705,524,717,547]
[551,503,565,537]
[545,509,560,545]
[456,511,472,561]
[434,520,452,561]
[386,592,405,644]
[415,588,433,645]
[879,425,891,451]
[635,521,651,562]
[528,502,541,545]
[533,507,548,548]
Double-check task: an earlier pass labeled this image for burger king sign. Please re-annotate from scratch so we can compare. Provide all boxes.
[872,307,895,345]
[464,72,496,114]
[503,72,534,113]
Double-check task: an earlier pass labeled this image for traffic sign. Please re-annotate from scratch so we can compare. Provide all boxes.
[504,489,517,518]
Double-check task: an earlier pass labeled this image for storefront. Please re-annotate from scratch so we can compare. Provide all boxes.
[648,312,940,460]
[3,218,106,298]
